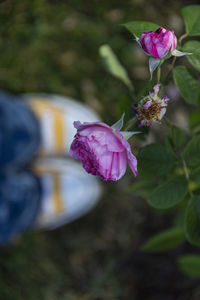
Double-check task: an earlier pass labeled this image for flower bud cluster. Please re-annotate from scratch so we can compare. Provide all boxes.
[69,26,184,181]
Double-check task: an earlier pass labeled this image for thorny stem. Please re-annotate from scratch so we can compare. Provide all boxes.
[124,117,136,131]
[157,67,161,84]
[179,33,188,46]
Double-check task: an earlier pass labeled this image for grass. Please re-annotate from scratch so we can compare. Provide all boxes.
[0,0,199,299]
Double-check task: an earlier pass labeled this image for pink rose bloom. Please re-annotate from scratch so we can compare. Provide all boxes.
[69,121,137,181]
[140,27,177,58]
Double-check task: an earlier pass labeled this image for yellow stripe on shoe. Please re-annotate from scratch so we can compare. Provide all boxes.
[53,173,63,214]
[32,164,64,219]
[28,99,66,154]
[32,158,102,230]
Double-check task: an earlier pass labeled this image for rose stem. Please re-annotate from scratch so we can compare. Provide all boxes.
[157,67,161,84]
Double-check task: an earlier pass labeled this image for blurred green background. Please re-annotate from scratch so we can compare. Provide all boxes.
[0,0,200,299]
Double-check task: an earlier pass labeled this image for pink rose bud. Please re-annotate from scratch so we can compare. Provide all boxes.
[140,27,177,58]
[69,121,137,181]
[134,84,169,127]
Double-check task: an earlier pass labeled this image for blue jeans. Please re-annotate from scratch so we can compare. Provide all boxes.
[0,91,42,245]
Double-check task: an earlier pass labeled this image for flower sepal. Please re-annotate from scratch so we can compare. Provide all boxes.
[171,49,192,57]
[120,131,141,140]
[149,57,161,80]
[111,113,125,131]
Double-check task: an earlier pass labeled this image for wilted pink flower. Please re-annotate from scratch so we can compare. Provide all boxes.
[134,84,169,127]
[69,121,137,181]
[140,27,177,58]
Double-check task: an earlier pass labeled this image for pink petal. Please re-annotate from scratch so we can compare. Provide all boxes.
[115,129,137,177]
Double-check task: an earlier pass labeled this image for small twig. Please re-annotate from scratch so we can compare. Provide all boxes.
[164,56,177,85]
[181,155,193,198]
[163,33,187,85]
[182,157,189,181]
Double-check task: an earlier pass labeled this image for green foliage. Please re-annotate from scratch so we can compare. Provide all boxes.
[137,143,177,178]
[182,40,200,72]
[170,127,186,148]
[173,66,200,105]
[189,167,200,195]
[178,255,200,277]
[183,135,200,168]
[115,95,133,120]
[189,110,200,134]
[148,176,188,209]
[142,227,185,252]
[181,5,200,36]
[3,0,200,297]
[185,196,200,246]
[99,44,133,90]
[190,167,200,184]
[123,21,159,38]
[126,179,155,198]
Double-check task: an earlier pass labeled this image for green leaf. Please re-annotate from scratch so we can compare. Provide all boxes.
[181,5,200,36]
[171,127,186,148]
[182,40,200,72]
[148,176,188,209]
[190,167,200,183]
[142,227,185,252]
[189,110,200,134]
[123,21,160,38]
[189,168,200,194]
[185,196,200,246]
[99,44,133,90]
[165,136,174,152]
[116,94,132,120]
[137,143,177,178]
[178,255,200,277]
[173,66,200,106]
[183,135,200,168]
[126,179,155,198]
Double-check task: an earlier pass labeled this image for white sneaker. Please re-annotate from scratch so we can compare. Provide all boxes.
[33,158,102,230]
[23,94,100,155]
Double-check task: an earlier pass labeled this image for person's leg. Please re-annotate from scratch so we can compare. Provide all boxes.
[0,91,100,167]
[0,171,41,245]
[0,159,102,245]
[0,92,102,244]
[0,92,41,169]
